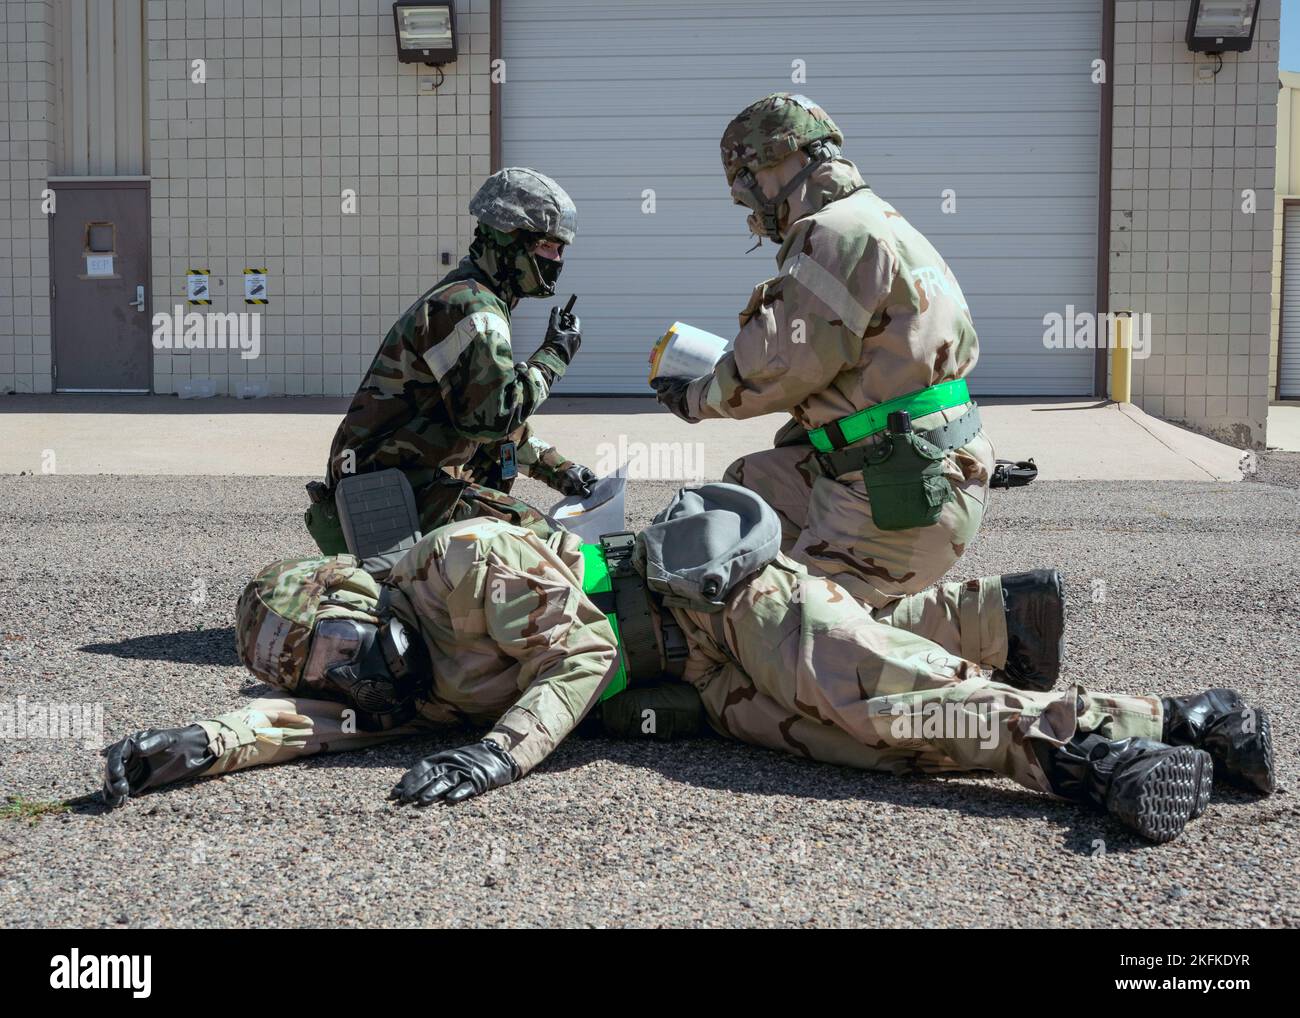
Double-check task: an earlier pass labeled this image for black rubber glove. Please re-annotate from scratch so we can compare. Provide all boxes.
[390,739,520,806]
[651,375,699,423]
[556,462,597,497]
[528,305,582,383]
[101,725,217,808]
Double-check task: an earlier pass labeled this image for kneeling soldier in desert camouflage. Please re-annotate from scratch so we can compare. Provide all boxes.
[102,485,1274,844]
[653,94,1032,634]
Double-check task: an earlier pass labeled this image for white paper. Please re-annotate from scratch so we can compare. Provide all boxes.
[653,322,729,379]
[85,255,114,277]
[547,475,627,543]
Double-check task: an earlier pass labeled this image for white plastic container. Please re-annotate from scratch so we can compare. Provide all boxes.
[235,380,270,399]
[177,377,217,399]
[647,322,730,383]
[547,475,627,544]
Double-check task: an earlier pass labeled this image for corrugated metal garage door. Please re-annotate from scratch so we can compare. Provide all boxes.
[1281,205,1300,399]
[501,0,1101,395]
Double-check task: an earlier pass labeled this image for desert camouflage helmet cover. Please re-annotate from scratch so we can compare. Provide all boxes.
[720,93,843,184]
[468,167,578,245]
[235,555,383,690]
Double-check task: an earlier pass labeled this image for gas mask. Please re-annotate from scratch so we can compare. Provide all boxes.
[731,138,841,244]
[301,614,431,731]
[470,224,565,300]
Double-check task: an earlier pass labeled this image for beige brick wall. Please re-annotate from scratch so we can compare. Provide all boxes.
[145,0,492,396]
[0,1,55,394]
[1110,0,1279,448]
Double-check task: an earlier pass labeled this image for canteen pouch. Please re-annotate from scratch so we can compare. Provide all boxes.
[863,424,952,532]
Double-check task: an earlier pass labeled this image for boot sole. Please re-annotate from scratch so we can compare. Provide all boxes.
[1257,712,1276,794]
[1190,748,1213,820]
[1131,747,1213,843]
[1232,710,1276,794]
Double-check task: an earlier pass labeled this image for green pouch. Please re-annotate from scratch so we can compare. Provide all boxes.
[600,682,706,740]
[862,430,952,531]
[304,497,349,555]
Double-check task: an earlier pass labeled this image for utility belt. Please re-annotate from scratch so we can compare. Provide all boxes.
[807,380,983,532]
[580,533,688,701]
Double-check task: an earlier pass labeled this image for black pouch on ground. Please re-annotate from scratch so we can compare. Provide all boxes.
[862,411,952,531]
[991,458,1038,488]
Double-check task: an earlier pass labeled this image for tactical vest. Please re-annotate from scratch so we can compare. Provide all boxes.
[580,533,687,701]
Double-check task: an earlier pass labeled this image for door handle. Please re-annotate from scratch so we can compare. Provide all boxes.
[129,284,145,312]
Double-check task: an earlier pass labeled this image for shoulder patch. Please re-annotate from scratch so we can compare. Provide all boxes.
[422,309,512,381]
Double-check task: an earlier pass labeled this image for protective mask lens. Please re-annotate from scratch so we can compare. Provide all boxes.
[302,618,370,691]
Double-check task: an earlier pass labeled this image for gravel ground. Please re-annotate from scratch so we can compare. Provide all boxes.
[0,467,1297,928]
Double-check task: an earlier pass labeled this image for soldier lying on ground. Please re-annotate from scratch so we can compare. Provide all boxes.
[304,167,596,555]
[103,485,1274,844]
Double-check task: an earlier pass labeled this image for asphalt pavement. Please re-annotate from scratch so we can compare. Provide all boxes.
[0,464,1297,928]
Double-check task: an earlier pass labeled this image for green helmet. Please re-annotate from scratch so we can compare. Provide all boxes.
[234,554,382,692]
[720,93,843,242]
[468,167,577,299]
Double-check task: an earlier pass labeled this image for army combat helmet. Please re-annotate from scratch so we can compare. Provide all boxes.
[235,555,430,731]
[720,93,843,243]
[468,167,577,300]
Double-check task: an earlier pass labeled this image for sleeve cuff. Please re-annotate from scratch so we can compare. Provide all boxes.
[528,348,568,381]
[686,375,715,420]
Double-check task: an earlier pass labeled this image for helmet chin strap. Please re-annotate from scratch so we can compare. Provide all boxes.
[735,139,840,243]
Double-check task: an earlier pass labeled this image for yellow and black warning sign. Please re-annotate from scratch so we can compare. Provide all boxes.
[186,268,212,305]
[244,268,269,304]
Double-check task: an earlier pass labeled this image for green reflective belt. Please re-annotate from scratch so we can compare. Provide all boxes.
[580,542,629,701]
[808,378,972,453]
[582,537,688,699]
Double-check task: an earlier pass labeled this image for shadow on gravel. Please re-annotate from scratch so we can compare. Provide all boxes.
[193,728,1178,856]
[80,627,239,666]
[72,689,1269,856]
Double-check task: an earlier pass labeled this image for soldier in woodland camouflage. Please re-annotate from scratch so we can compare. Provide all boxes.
[652,94,1030,631]
[102,485,1274,843]
[305,167,597,552]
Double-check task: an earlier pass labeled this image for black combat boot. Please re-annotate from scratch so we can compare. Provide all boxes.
[993,570,1064,692]
[1161,688,1275,794]
[1034,733,1213,843]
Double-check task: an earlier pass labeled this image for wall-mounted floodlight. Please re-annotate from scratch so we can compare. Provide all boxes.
[1185,0,1261,54]
[393,2,457,65]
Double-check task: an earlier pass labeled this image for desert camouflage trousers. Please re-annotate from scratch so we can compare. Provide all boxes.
[724,416,996,613]
[687,561,1164,795]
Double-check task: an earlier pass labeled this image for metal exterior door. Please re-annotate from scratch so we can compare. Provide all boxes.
[49,180,151,392]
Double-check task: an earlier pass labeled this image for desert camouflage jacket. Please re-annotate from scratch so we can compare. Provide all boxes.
[686,163,980,432]
[385,517,619,775]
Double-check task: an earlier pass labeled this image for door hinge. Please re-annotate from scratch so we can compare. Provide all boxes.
[50,280,55,299]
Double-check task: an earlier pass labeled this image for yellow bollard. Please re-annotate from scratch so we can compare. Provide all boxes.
[1110,310,1132,404]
